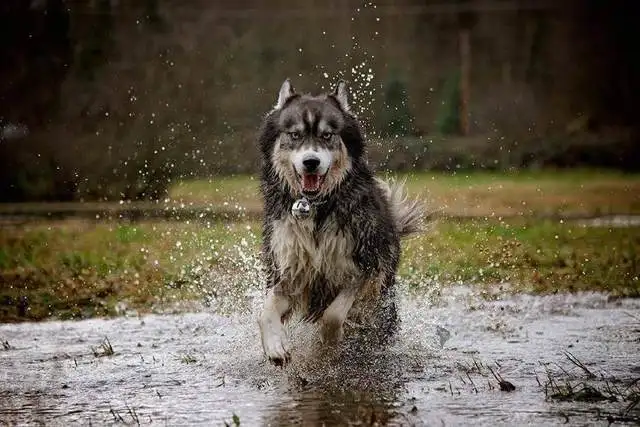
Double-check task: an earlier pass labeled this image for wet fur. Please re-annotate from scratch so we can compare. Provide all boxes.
[258,80,422,364]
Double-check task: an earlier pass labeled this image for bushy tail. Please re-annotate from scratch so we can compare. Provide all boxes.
[376,177,425,238]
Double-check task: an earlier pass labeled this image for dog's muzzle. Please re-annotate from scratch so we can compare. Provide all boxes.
[299,154,326,195]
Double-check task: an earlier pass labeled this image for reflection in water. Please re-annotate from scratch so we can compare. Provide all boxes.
[266,389,398,426]
[262,332,413,426]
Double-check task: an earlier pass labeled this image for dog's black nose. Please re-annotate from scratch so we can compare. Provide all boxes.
[302,157,321,173]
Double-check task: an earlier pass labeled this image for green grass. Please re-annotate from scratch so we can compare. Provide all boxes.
[91,336,115,357]
[169,175,261,209]
[168,169,640,217]
[179,352,199,364]
[401,218,639,295]
[0,216,638,322]
[0,219,261,321]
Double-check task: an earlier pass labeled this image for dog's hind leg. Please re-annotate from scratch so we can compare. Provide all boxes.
[259,289,291,366]
[320,290,356,345]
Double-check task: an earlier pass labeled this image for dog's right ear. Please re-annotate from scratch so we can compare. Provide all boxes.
[275,79,295,110]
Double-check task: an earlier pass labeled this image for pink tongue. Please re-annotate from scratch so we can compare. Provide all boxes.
[302,174,320,191]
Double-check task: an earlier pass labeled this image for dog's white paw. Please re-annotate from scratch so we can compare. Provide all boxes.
[261,326,290,367]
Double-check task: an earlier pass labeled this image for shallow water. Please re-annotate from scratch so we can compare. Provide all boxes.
[1,286,639,426]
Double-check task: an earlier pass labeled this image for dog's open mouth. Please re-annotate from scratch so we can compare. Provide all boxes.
[299,173,326,196]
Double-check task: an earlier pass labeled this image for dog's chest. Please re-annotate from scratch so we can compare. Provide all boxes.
[270,215,356,286]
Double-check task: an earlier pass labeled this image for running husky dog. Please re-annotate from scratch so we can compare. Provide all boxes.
[257,79,423,366]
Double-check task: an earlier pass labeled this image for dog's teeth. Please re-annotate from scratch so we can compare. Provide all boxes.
[302,173,325,192]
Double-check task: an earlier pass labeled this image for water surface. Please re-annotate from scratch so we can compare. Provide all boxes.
[1,286,639,426]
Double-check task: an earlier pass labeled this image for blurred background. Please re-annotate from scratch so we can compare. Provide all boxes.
[1,0,638,202]
[2,4,640,423]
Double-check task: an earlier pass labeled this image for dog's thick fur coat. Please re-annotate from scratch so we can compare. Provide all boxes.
[257,80,423,365]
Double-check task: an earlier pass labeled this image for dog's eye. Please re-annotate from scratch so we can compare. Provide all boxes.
[289,132,301,141]
[321,132,333,140]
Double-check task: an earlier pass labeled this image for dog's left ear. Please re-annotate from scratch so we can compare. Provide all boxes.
[332,80,350,112]
[275,79,295,110]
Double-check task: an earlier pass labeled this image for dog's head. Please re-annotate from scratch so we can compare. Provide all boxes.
[260,79,365,200]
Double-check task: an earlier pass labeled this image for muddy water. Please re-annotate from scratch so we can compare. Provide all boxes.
[1,286,639,426]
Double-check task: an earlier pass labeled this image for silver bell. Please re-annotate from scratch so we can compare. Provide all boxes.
[291,197,311,219]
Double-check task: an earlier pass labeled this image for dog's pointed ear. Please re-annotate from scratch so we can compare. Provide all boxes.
[275,79,295,110]
[332,80,350,112]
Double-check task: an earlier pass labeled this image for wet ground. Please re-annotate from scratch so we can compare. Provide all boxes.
[1,286,639,426]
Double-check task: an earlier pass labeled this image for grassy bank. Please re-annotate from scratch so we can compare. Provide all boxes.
[169,170,640,217]
[1,217,638,322]
[0,220,260,322]
[1,170,637,222]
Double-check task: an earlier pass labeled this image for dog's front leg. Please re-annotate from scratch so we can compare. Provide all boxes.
[258,288,291,366]
[320,289,356,345]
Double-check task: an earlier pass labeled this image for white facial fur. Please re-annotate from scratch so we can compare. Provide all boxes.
[291,147,332,176]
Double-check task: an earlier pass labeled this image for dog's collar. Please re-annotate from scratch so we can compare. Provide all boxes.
[291,196,326,219]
